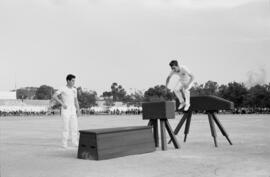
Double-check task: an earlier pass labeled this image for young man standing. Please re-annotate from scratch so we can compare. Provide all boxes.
[53,74,80,149]
[166,60,194,111]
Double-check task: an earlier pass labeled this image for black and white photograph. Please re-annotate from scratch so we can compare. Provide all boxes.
[0,0,270,177]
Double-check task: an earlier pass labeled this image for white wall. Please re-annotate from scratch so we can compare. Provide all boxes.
[0,91,16,100]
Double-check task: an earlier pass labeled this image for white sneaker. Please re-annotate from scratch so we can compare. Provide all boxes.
[184,103,190,111]
[178,103,185,110]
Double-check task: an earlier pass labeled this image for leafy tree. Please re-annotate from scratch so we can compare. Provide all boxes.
[102,91,112,98]
[102,91,114,107]
[77,87,97,108]
[190,82,205,96]
[204,80,219,95]
[131,90,145,103]
[265,83,270,92]
[123,90,145,106]
[217,82,248,108]
[265,83,270,108]
[16,87,38,100]
[16,89,28,100]
[217,84,228,98]
[190,81,218,96]
[34,85,54,100]
[110,82,127,101]
[144,85,174,101]
[246,84,269,108]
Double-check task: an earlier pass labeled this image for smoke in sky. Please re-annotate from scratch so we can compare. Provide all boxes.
[245,67,267,88]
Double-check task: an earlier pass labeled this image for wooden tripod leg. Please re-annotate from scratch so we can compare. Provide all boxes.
[212,113,233,145]
[184,111,192,142]
[165,120,180,149]
[152,120,159,147]
[147,120,153,126]
[160,119,167,151]
[148,120,159,147]
[208,113,218,147]
[168,112,188,144]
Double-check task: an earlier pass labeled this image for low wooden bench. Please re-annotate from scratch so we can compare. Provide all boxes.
[77,126,155,160]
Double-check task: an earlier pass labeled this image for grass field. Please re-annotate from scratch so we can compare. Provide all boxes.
[1,114,270,177]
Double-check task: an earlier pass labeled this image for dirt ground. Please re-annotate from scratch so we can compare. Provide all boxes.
[1,114,270,177]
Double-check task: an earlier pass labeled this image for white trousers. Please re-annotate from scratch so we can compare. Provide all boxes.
[173,81,191,105]
[61,109,78,145]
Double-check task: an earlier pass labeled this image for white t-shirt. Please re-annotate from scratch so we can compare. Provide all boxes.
[169,65,192,84]
[55,86,77,111]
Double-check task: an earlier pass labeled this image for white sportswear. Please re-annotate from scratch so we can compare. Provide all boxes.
[55,86,78,147]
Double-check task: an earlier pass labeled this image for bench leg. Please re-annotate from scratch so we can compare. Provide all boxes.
[152,120,159,147]
[160,119,167,151]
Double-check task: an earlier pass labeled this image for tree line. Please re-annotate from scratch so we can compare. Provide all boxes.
[15,81,270,110]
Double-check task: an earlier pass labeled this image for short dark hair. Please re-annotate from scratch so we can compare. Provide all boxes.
[169,60,178,67]
[66,74,76,81]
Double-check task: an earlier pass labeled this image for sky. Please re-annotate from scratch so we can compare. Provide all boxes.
[0,0,269,95]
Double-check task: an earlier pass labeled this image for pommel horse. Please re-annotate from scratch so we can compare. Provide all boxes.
[170,95,234,147]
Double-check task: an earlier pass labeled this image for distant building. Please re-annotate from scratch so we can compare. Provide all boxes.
[96,96,124,107]
[0,99,50,113]
[0,91,16,100]
[96,97,105,107]
[0,91,49,113]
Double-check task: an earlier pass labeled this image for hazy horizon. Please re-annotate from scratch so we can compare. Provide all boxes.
[1,0,269,95]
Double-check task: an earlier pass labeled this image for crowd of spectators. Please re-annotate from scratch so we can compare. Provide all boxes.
[0,110,47,116]
[0,106,48,117]
[232,107,270,114]
[1,106,269,117]
[80,106,142,115]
